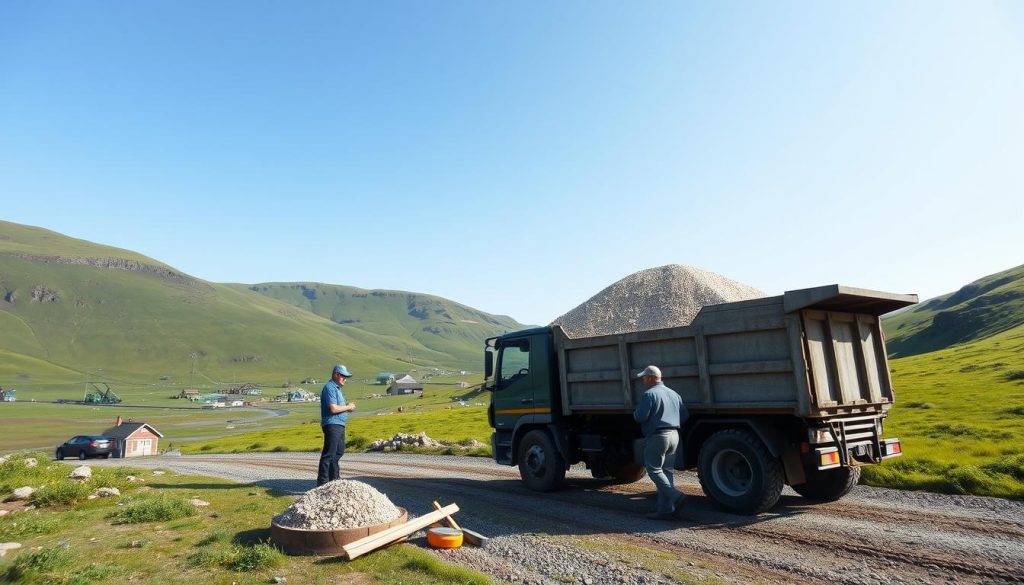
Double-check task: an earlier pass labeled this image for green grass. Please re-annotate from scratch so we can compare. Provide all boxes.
[112,495,197,524]
[863,323,1024,498]
[0,468,494,585]
[181,403,493,455]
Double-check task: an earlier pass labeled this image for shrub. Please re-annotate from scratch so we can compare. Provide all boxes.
[1,544,75,583]
[1006,406,1024,416]
[248,442,266,450]
[346,435,369,450]
[1005,370,1024,381]
[229,542,284,572]
[903,401,934,409]
[32,480,92,506]
[271,445,290,452]
[187,547,234,568]
[112,495,196,524]
[199,444,214,451]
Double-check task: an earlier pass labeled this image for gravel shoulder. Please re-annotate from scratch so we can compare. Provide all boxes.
[94,453,1024,585]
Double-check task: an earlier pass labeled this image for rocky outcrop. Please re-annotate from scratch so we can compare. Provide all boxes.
[30,285,58,303]
[8,253,207,288]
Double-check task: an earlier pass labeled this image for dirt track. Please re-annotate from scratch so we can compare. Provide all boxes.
[106,453,1024,584]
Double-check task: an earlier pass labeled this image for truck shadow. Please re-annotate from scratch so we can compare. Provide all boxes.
[252,474,811,540]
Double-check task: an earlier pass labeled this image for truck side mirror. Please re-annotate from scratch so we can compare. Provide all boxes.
[484,351,494,380]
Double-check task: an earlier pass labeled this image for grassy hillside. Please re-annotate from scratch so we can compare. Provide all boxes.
[245,282,521,367]
[0,221,522,393]
[862,323,1024,498]
[884,264,1024,358]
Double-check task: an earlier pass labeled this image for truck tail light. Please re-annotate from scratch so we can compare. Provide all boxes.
[881,438,902,458]
[815,447,841,470]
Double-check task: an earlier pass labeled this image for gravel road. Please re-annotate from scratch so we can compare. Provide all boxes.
[96,453,1024,585]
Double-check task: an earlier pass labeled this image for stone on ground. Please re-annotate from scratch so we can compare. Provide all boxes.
[69,465,92,480]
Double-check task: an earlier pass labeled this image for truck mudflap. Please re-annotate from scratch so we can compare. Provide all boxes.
[811,414,901,469]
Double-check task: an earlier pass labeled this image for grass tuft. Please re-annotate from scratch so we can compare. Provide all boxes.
[112,495,197,524]
[0,511,63,540]
[197,528,231,546]
[1,543,75,584]
[228,542,284,572]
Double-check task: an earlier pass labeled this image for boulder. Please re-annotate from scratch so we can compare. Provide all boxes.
[5,486,35,502]
[22,458,38,468]
[189,498,210,507]
[69,466,92,480]
[0,542,22,558]
[95,487,121,497]
[0,510,9,517]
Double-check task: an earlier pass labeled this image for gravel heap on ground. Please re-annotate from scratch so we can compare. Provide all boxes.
[273,480,400,530]
[552,264,765,338]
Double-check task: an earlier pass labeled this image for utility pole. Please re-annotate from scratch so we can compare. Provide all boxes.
[189,352,197,389]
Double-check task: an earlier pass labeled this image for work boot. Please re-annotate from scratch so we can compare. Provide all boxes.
[672,493,687,517]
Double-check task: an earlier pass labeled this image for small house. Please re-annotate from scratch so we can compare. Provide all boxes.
[387,374,424,396]
[102,417,163,458]
[178,389,200,400]
[0,388,16,402]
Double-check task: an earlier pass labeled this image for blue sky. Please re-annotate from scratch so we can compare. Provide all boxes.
[2,1,1022,325]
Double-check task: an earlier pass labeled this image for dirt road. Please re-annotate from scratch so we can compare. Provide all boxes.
[108,453,1024,584]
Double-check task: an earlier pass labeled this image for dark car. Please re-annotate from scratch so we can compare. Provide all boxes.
[56,435,113,460]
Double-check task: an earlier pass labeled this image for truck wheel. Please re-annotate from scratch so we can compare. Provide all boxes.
[698,429,783,514]
[518,430,566,492]
[792,466,861,502]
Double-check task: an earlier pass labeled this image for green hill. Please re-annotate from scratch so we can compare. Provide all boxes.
[0,220,522,389]
[243,282,521,366]
[884,264,1024,358]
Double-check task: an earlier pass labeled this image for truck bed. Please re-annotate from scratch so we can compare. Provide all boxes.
[555,285,917,418]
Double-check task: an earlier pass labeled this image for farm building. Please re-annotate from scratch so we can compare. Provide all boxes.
[286,388,316,402]
[178,389,200,400]
[226,383,261,395]
[387,374,424,396]
[102,417,163,458]
[1,388,15,402]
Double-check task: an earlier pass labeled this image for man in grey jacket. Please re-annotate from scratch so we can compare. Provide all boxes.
[633,365,689,520]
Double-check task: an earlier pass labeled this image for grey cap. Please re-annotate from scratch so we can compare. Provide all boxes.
[332,365,353,378]
[636,365,662,379]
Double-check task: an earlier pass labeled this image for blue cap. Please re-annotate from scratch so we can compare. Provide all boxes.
[332,364,353,378]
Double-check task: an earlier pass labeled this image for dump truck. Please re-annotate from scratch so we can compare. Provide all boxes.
[484,285,916,514]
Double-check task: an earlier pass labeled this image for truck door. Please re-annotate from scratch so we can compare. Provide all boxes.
[493,336,535,431]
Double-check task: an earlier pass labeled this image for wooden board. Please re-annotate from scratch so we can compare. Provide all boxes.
[342,504,459,560]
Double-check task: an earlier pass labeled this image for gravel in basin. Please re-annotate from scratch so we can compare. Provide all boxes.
[272,479,401,530]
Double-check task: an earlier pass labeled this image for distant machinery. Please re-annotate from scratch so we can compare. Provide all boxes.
[84,382,121,404]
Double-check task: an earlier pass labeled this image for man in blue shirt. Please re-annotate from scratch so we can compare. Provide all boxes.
[633,365,688,520]
[317,364,356,486]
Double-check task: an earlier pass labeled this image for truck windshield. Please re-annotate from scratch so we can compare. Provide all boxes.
[498,339,530,390]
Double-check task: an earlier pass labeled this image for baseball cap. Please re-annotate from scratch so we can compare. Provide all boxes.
[636,365,662,378]
[332,365,353,378]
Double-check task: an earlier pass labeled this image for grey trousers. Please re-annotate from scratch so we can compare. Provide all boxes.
[644,429,684,513]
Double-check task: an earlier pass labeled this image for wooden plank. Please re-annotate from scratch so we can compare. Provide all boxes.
[343,504,459,560]
[432,501,488,547]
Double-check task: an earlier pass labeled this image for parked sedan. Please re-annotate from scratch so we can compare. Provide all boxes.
[56,436,113,460]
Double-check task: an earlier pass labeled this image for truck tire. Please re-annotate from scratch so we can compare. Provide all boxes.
[518,430,566,492]
[698,429,784,515]
[792,466,861,502]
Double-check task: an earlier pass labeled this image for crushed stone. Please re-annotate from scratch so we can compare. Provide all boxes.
[273,479,400,530]
[552,264,764,337]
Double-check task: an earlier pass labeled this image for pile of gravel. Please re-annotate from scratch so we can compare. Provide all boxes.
[273,480,401,530]
[552,264,765,338]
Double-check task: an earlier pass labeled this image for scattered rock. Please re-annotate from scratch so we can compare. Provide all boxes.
[22,458,38,468]
[95,487,121,497]
[189,498,210,507]
[125,475,144,483]
[0,510,8,517]
[5,486,35,502]
[366,432,443,452]
[273,480,400,530]
[152,470,166,475]
[69,466,92,480]
[0,455,9,464]
[87,495,99,500]
[273,577,287,584]
[0,542,22,558]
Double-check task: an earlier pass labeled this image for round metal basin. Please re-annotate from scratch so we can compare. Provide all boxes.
[271,507,407,555]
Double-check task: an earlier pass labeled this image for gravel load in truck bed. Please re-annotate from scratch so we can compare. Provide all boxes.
[273,479,401,530]
[552,264,765,338]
